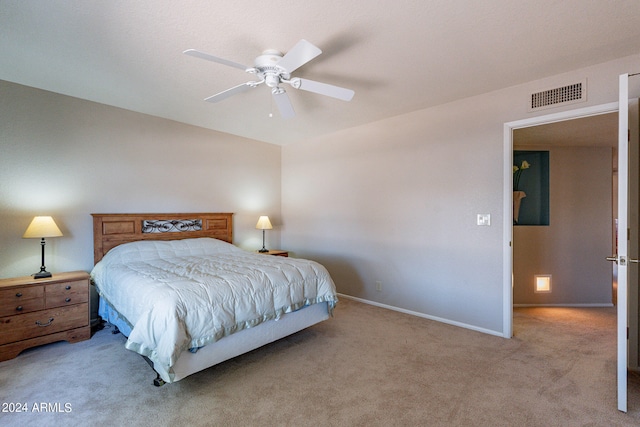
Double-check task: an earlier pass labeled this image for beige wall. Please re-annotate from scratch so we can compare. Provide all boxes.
[513,146,613,305]
[282,54,640,336]
[0,81,282,280]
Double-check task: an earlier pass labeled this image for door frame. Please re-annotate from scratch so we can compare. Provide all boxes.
[502,101,619,338]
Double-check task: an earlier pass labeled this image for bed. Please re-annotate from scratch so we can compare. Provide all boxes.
[90,213,338,385]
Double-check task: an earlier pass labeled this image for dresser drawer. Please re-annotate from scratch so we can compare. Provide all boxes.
[0,286,44,317]
[0,303,88,346]
[46,280,89,308]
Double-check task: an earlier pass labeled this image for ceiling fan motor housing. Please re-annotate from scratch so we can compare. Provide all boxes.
[255,50,290,87]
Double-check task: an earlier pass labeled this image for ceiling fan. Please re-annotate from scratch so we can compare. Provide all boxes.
[184,39,354,118]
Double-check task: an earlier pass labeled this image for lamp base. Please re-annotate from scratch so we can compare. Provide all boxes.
[33,270,52,279]
[258,229,269,253]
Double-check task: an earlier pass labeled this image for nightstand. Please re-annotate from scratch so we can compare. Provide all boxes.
[257,250,289,257]
[0,271,90,361]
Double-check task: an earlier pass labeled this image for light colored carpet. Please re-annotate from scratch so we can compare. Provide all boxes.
[1,299,639,426]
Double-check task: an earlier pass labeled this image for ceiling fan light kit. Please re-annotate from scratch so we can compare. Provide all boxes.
[184,39,354,118]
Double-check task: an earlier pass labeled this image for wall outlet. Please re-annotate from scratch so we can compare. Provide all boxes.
[375,281,382,291]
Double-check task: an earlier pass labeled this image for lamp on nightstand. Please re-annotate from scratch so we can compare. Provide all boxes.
[23,216,63,279]
[256,216,273,253]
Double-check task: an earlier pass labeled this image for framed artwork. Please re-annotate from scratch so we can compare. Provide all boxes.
[513,150,549,226]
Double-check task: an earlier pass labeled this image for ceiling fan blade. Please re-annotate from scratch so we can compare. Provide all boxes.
[272,89,295,119]
[276,39,322,73]
[183,49,250,71]
[289,77,354,101]
[204,82,259,103]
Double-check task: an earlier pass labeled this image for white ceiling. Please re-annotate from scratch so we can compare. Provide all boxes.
[1,1,639,145]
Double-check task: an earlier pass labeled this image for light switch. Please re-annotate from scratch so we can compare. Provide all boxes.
[477,214,491,226]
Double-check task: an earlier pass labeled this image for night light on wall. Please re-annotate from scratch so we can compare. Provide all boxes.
[535,275,552,293]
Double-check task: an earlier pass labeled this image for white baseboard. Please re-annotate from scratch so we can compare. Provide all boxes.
[513,303,614,307]
[337,293,504,338]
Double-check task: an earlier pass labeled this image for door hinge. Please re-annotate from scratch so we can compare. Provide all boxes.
[628,327,630,339]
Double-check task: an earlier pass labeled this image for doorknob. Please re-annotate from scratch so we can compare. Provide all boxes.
[606,255,637,266]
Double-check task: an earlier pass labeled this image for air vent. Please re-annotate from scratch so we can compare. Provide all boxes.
[528,79,587,112]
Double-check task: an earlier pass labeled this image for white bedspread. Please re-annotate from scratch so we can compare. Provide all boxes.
[90,238,338,375]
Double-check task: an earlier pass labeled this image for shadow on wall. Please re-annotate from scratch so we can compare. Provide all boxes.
[294,252,366,296]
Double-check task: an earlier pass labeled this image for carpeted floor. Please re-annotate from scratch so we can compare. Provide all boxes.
[1,298,639,426]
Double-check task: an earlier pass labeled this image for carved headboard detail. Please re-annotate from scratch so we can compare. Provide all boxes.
[91,213,233,264]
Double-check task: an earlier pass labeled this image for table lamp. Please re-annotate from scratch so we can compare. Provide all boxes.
[23,216,63,279]
[255,216,273,253]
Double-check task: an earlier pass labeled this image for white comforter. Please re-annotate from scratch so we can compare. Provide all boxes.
[91,238,338,374]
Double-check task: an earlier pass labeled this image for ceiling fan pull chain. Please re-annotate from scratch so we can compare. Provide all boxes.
[269,92,274,118]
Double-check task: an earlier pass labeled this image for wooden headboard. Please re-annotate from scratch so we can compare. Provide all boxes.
[91,213,233,264]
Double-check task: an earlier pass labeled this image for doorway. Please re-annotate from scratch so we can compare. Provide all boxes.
[512,113,617,307]
[502,102,619,338]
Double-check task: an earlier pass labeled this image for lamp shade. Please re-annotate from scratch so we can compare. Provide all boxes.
[23,216,63,238]
[255,216,273,230]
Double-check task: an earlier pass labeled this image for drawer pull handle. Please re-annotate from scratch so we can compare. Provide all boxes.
[16,292,22,297]
[65,298,71,303]
[65,285,71,290]
[16,306,23,312]
[35,318,54,327]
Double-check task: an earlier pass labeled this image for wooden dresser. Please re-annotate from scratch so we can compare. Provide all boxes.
[0,271,90,361]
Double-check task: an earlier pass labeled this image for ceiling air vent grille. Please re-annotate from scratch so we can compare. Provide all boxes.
[528,79,587,112]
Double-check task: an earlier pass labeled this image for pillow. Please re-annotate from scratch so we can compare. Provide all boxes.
[100,237,241,265]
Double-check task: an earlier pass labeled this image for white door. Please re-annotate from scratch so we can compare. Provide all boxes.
[615,73,640,413]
